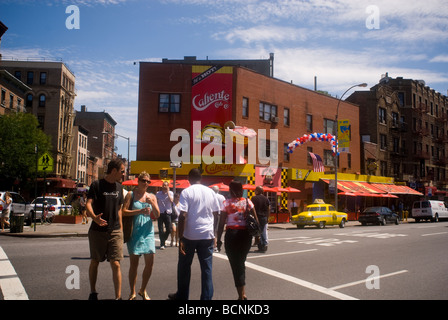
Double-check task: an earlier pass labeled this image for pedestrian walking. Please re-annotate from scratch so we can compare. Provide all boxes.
[217,180,259,300]
[80,192,88,224]
[212,185,226,251]
[0,192,12,232]
[156,181,173,249]
[168,168,220,300]
[170,193,180,247]
[122,171,160,300]
[86,159,125,300]
[251,186,270,252]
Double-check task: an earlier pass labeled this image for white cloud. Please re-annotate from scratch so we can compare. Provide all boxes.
[430,55,448,63]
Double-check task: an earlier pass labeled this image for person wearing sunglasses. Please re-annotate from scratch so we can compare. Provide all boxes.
[122,171,160,300]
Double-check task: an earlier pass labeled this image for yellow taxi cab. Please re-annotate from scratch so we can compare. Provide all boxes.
[291,199,347,229]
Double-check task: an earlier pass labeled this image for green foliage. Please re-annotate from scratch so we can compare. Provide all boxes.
[0,112,52,186]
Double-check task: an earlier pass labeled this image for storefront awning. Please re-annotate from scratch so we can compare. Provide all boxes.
[322,179,423,196]
[371,183,423,196]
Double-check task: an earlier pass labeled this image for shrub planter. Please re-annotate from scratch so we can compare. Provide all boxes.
[53,215,83,224]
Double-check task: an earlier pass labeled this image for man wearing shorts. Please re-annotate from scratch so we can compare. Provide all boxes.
[86,159,125,300]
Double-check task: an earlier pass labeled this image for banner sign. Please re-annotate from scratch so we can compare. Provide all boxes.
[338,119,350,153]
[191,65,233,163]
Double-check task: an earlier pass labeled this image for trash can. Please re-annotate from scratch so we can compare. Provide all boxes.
[10,213,25,233]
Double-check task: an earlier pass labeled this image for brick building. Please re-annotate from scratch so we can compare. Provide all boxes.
[0,60,76,192]
[75,105,118,180]
[348,74,448,197]
[133,59,387,211]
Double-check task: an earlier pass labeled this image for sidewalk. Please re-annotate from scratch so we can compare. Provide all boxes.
[0,222,91,238]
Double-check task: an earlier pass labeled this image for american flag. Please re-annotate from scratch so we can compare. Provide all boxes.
[308,152,325,172]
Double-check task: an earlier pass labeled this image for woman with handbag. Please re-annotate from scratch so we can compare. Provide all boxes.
[122,172,160,300]
[217,180,259,300]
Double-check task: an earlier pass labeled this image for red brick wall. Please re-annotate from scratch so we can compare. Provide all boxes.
[137,63,360,174]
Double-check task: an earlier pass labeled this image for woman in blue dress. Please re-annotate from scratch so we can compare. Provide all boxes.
[123,172,160,300]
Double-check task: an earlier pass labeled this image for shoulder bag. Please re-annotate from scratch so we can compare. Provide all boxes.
[122,191,134,243]
[245,198,261,237]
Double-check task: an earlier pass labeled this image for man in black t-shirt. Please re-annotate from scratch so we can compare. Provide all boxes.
[251,186,270,252]
[86,159,125,300]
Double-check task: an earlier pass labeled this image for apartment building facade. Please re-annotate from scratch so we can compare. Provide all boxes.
[75,105,117,180]
[0,60,76,181]
[348,74,448,195]
[0,69,30,115]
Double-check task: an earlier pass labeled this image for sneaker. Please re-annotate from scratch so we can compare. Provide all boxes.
[88,292,98,300]
[160,246,165,250]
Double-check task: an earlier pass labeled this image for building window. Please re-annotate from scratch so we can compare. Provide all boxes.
[324,149,335,167]
[259,102,277,121]
[380,161,387,176]
[306,114,313,132]
[283,108,290,126]
[380,134,387,150]
[26,94,33,108]
[40,72,47,85]
[14,71,22,81]
[242,97,249,118]
[307,147,313,164]
[324,119,335,135]
[159,94,180,113]
[9,94,14,109]
[398,92,405,106]
[284,143,290,162]
[379,108,386,124]
[27,71,34,85]
[39,94,46,107]
[1,89,5,106]
[392,112,399,127]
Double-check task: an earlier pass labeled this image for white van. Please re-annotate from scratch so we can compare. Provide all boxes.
[412,200,448,222]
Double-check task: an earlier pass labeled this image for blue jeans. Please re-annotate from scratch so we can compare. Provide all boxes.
[177,238,214,300]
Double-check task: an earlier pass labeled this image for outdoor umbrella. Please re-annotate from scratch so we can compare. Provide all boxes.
[122,178,138,186]
[208,182,229,191]
[274,186,301,193]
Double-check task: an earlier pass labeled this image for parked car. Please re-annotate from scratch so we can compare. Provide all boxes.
[0,191,29,216]
[412,200,448,223]
[291,199,347,229]
[25,196,72,225]
[359,207,399,226]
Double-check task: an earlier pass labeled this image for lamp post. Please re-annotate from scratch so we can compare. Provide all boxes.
[115,134,130,180]
[334,83,368,212]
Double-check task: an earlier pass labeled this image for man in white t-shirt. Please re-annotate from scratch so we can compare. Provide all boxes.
[168,168,220,300]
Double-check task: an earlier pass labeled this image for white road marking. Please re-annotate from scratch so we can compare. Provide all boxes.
[214,252,358,300]
[0,246,29,300]
[421,232,448,237]
[329,270,408,290]
[247,249,318,259]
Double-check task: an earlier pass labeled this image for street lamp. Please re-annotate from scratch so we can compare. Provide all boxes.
[115,133,130,180]
[334,83,368,212]
[102,131,130,179]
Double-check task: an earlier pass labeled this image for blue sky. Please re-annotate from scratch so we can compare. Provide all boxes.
[1,0,448,161]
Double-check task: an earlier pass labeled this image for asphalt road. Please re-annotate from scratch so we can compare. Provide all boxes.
[1,221,448,301]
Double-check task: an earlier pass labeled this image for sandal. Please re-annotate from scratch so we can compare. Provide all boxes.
[128,293,136,300]
[138,290,150,300]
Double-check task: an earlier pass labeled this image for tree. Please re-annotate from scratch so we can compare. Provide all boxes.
[0,112,52,189]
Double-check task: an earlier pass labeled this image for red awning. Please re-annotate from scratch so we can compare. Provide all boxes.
[371,183,423,196]
[323,180,384,195]
[322,179,423,196]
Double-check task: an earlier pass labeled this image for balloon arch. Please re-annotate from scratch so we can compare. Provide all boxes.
[287,133,338,155]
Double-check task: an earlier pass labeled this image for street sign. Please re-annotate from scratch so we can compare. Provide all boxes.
[38,152,54,172]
